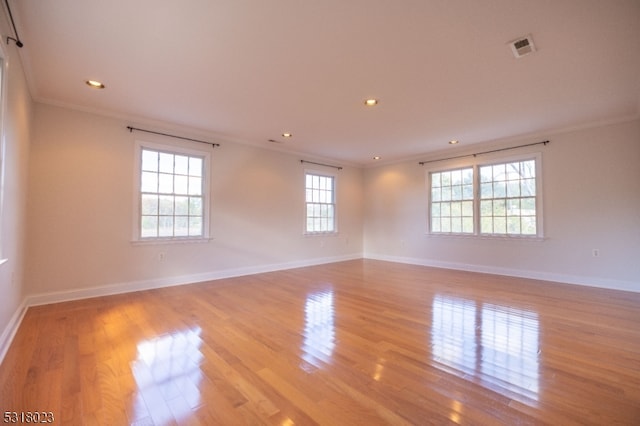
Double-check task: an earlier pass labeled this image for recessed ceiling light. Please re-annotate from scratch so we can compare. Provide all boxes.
[373,156,381,160]
[364,99,378,106]
[282,133,292,138]
[86,80,105,89]
[449,140,459,145]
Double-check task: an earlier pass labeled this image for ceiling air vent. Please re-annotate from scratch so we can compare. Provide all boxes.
[509,34,536,58]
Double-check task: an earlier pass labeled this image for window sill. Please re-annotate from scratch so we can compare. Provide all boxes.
[425,232,546,242]
[304,232,339,237]
[131,237,212,246]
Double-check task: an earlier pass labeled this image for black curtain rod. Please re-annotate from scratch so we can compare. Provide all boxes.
[127,126,220,148]
[4,0,23,47]
[300,160,343,170]
[419,140,549,166]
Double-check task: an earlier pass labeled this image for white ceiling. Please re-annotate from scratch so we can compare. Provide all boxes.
[11,0,640,165]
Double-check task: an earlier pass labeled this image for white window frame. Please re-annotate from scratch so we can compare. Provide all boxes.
[132,140,211,244]
[304,169,338,235]
[426,152,544,239]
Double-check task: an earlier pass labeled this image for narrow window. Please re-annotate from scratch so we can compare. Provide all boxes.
[135,142,210,241]
[305,172,336,234]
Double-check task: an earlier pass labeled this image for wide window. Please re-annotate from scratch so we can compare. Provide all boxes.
[428,154,542,237]
[135,142,210,241]
[305,172,336,234]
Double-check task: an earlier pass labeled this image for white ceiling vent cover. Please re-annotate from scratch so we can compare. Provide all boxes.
[509,35,536,58]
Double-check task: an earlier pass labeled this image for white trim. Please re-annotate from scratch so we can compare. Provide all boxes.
[364,253,640,293]
[0,299,27,365]
[24,253,362,307]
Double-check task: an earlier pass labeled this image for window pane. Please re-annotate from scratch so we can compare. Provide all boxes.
[141,216,158,237]
[159,153,174,173]
[451,185,462,200]
[158,216,174,237]
[189,217,203,236]
[507,181,520,197]
[493,164,506,181]
[159,195,174,215]
[462,201,473,216]
[451,217,462,233]
[174,175,188,194]
[462,184,473,200]
[141,194,158,215]
[441,186,451,201]
[174,216,189,236]
[174,155,189,175]
[462,217,474,233]
[432,203,441,217]
[189,157,203,177]
[480,166,492,183]
[480,183,492,198]
[432,188,441,202]
[494,181,506,198]
[141,150,158,172]
[494,217,506,234]
[481,217,493,234]
[507,217,521,234]
[158,173,173,193]
[480,200,492,216]
[521,216,537,235]
[188,177,202,195]
[432,217,441,233]
[432,173,441,188]
[141,172,158,193]
[175,196,189,215]
[190,197,202,215]
[521,178,536,196]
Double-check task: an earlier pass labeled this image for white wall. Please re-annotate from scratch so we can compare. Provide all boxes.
[24,104,363,302]
[363,119,640,291]
[0,36,34,354]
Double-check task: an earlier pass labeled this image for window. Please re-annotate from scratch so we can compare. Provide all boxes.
[428,154,542,237]
[430,167,474,234]
[305,171,336,234]
[479,159,537,235]
[135,142,210,241]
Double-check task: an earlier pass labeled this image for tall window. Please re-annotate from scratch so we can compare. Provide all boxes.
[135,142,210,241]
[479,159,537,235]
[428,154,541,237]
[430,167,474,234]
[305,172,336,234]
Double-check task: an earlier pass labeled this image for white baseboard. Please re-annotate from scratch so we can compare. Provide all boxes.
[0,299,28,366]
[364,253,640,293]
[25,253,362,307]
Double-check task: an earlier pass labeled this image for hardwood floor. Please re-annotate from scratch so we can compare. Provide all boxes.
[1,259,639,425]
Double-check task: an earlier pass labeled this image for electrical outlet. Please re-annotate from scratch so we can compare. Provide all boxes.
[592,249,600,257]
[158,252,166,261]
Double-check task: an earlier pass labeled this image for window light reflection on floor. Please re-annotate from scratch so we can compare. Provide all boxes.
[431,295,540,401]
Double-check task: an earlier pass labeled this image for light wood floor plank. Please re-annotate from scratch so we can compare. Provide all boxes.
[1,259,639,424]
